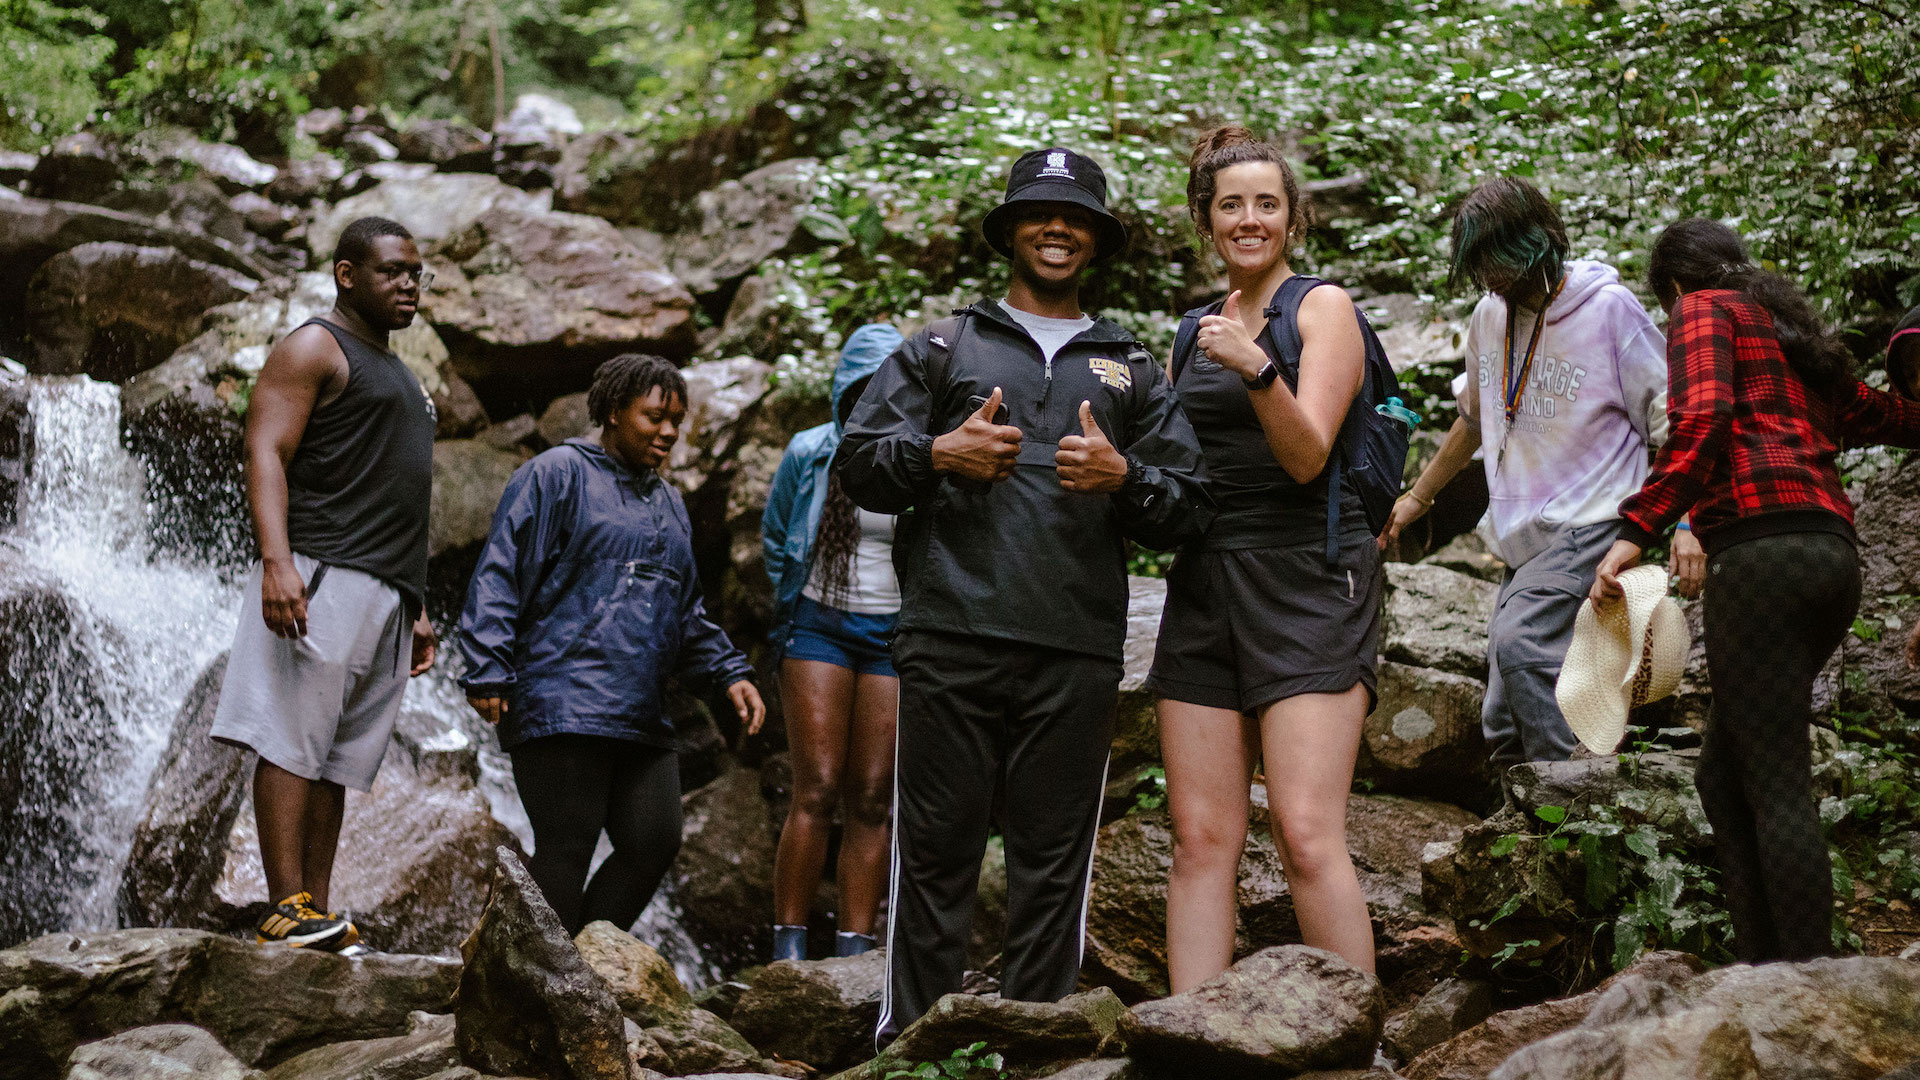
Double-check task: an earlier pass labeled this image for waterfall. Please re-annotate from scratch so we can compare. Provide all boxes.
[0,376,238,943]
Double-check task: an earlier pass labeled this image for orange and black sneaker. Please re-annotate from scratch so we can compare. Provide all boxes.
[256,892,359,951]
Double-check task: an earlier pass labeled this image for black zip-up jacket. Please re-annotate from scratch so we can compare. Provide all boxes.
[832,300,1212,660]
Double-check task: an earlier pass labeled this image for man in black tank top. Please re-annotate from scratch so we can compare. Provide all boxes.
[207,216,439,952]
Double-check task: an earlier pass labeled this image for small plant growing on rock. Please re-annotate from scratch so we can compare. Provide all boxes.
[882,1041,1008,1080]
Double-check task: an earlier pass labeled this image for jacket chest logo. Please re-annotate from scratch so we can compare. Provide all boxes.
[1088,357,1131,391]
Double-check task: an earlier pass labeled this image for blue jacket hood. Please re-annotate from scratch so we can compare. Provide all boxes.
[831,324,904,432]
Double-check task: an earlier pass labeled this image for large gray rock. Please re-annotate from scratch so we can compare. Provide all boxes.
[0,928,459,1079]
[306,173,551,262]
[573,922,694,1027]
[1382,978,1495,1064]
[123,129,280,193]
[877,989,1127,1080]
[1504,752,1711,847]
[96,179,250,247]
[1357,662,1491,806]
[453,848,634,1080]
[429,439,525,559]
[0,556,121,947]
[394,120,491,171]
[1489,955,1920,1080]
[1400,951,1706,1080]
[117,654,248,930]
[1841,457,1920,722]
[23,242,255,382]
[262,1012,456,1080]
[0,370,33,528]
[0,194,273,282]
[729,952,886,1070]
[1084,788,1478,1000]
[207,742,516,955]
[423,208,698,409]
[1360,294,1468,376]
[25,133,121,203]
[651,159,832,296]
[1383,564,1498,679]
[1120,946,1386,1077]
[63,1023,261,1080]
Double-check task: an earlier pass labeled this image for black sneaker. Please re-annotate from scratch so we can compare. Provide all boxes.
[256,892,359,951]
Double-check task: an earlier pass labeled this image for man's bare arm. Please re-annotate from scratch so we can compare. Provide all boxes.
[246,325,347,638]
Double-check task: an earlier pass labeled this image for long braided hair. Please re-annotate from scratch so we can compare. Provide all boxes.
[809,474,861,608]
[1648,218,1854,395]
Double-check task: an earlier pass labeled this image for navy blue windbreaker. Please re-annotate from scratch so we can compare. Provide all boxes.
[455,439,755,751]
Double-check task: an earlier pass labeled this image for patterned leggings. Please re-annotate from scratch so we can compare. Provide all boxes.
[1698,530,1859,962]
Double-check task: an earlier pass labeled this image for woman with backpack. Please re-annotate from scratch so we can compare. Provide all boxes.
[762,323,905,961]
[1148,126,1381,987]
[1592,219,1920,962]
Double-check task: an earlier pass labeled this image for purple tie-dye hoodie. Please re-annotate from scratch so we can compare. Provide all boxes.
[1457,259,1668,568]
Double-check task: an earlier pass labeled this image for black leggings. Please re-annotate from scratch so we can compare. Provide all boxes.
[1698,530,1859,962]
[510,734,683,936]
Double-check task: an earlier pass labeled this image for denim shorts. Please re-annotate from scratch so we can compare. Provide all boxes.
[784,595,899,677]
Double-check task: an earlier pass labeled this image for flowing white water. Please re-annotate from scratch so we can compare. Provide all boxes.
[3,376,237,937]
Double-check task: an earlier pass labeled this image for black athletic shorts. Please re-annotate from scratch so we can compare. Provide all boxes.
[1144,538,1383,715]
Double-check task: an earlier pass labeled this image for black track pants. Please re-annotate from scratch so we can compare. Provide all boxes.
[878,631,1119,1043]
[510,733,684,936]
[1697,531,1858,962]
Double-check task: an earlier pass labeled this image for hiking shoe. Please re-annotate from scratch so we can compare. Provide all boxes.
[256,892,359,950]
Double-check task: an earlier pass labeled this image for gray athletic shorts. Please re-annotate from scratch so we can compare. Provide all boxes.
[209,552,409,791]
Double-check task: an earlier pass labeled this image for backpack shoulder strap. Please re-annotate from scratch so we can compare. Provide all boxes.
[1261,274,1326,371]
[1169,301,1222,386]
[923,313,965,397]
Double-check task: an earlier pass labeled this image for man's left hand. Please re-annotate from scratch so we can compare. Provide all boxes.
[1057,400,1128,494]
[728,680,766,736]
[410,612,437,676]
[1590,539,1644,607]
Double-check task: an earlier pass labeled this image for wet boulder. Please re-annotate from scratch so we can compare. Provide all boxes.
[1083,787,1478,1001]
[423,207,697,415]
[1383,564,1497,679]
[0,927,459,1079]
[1357,663,1492,808]
[654,766,778,976]
[25,133,122,203]
[22,242,256,382]
[537,392,594,448]
[96,178,250,247]
[875,989,1127,1080]
[729,952,887,1070]
[574,923,694,1027]
[1504,752,1711,847]
[429,439,526,559]
[1382,978,1495,1064]
[453,847,634,1080]
[260,1012,457,1080]
[206,739,516,955]
[0,370,32,527]
[123,129,280,194]
[1120,946,1386,1077]
[1399,950,1705,1080]
[63,1023,261,1080]
[0,554,122,947]
[1489,955,1920,1080]
[394,120,492,172]
[1840,456,1920,721]
[306,173,551,264]
[118,654,250,931]
[647,159,834,298]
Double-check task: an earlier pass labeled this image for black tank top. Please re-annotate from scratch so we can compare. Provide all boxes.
[1174,300,1365,550]
[285,318,435,613]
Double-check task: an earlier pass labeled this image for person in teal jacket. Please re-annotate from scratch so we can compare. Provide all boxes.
[761,322,905,961]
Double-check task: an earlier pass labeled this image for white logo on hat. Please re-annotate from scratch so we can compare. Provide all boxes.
[1037,151,1074,180]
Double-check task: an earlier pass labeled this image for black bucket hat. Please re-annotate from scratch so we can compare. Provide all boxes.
[981,147,1129,263]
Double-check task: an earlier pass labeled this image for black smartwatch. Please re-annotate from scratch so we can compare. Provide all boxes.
[1244,360,1280,390]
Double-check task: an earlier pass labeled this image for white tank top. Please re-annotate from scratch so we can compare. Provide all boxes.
[803,507,900,614]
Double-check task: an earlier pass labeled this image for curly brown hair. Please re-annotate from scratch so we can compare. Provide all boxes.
[808,472,860,608]
[1185,125,1312,247]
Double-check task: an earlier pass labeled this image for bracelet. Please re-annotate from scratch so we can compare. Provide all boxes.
[1675,521,1691,531]
[1405,489,1435,509]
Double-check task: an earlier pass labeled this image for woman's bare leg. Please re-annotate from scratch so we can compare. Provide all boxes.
[1257,685,1375,972]
[835,671,899,935]
[1160,699,1260,993]
[773,658,856,926]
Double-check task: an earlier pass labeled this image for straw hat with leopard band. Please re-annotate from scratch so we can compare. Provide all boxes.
[1556,564,1692,755]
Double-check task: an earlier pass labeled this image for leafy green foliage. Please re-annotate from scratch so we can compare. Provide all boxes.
[883,1041,1008,1080]
[0,1,113,149]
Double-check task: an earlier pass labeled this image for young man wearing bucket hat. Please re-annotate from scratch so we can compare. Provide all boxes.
[834,147,1211,1042]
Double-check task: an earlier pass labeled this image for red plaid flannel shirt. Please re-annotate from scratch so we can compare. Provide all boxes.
[1618,290,1920,545]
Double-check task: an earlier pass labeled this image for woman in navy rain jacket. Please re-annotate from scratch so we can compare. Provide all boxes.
[457,354,764,935]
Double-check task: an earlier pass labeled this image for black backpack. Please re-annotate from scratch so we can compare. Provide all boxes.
[1170,276,1412,564]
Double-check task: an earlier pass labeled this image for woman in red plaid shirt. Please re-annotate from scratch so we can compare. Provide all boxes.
[1592,218,1920,962]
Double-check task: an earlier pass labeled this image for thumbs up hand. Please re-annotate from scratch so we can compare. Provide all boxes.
[931,386,1022,485]
[1196,289,1267,381]
[1057,400,1129,493]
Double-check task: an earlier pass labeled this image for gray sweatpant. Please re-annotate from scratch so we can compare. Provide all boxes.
[1482,520,1621,765]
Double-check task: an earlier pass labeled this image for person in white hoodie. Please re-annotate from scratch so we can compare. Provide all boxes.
[1380,177,1697,764]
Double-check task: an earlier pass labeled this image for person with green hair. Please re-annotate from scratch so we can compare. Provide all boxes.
[1379,177,1686,765]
